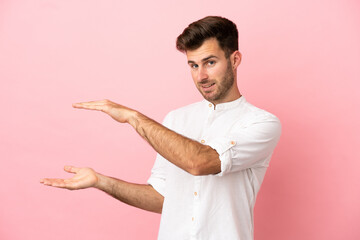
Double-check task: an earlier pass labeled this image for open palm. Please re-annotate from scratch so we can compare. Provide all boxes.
[40,166,98,190]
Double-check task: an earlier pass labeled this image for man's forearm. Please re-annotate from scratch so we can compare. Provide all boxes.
[95,173,164,214]
[128,112,221,175]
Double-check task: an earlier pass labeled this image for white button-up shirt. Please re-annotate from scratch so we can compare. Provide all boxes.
[148,96,281,240]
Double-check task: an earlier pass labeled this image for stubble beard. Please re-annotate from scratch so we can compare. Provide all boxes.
[199,61,235,103]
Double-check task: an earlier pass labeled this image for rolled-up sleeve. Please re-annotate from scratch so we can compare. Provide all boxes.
[147,154,168,196]
[207,116,282,176]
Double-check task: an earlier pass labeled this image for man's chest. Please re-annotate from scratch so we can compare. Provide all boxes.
[170,109,249,141]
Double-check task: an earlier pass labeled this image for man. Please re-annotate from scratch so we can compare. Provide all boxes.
[40,16,281,240]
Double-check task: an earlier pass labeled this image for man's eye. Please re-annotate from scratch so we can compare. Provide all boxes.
[207,61,215,66]
[191,64,199,69]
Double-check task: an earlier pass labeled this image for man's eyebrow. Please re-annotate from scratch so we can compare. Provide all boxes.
[201,55,218,62]
[187,55,218,64]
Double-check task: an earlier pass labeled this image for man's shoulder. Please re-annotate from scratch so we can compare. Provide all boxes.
[167,100,205,117]
[161,100,205,127]
[241,99,280,124]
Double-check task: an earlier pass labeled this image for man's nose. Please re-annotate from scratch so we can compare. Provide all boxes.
[197,67,208,82]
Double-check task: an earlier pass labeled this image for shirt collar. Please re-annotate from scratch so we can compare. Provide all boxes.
[204,96,245,110]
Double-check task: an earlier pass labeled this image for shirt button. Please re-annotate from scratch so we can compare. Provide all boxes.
[231,141,236,145]
[192,217,194,221]
[194,192,198,196]
[200,139,205,144]
[208,103,212,108]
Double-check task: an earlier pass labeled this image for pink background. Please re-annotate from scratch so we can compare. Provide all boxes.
[1,0,359,239]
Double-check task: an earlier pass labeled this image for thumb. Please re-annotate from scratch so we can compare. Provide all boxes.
[64,165,80,174]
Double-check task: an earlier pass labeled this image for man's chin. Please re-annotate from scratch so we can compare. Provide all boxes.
[202,93,218,102]
[198,89,219,102]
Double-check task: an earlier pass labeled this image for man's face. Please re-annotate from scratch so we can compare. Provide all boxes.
[186,38,236,105]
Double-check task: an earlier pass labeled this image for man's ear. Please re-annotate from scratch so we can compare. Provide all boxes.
[231,51,242,69]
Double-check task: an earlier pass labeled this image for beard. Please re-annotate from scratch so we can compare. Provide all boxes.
[198,60,235,103]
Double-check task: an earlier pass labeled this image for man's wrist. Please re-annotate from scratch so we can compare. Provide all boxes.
[127,110,141,128]
[93,172,105,190]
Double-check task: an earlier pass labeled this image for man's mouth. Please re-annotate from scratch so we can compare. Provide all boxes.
[202,83,215,89]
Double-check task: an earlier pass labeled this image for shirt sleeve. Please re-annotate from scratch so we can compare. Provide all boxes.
[206,115,282,176]
[147,112,173,196]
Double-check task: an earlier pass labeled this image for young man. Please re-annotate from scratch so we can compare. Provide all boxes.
[41,16,281,240]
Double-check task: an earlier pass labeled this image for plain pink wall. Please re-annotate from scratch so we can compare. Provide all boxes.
[1,0,359,239]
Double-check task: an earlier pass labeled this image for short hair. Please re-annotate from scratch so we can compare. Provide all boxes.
[176,16,238,58]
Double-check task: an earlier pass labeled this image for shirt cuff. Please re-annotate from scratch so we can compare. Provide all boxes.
[147,176,166,197]
[206,138,236,176]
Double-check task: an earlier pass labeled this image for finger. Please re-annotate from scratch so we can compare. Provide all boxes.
[75,99,109,104]
[72,102,106,111]
[40,178,67,188]
[72,99,110,108]
[64,165,80,174]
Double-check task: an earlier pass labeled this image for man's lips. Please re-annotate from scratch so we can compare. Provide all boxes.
[201,82,215,90]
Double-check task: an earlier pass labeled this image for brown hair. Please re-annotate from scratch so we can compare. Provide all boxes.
[176,16,238,58]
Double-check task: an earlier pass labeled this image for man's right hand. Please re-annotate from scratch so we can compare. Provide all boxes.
[40,166,98,190]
